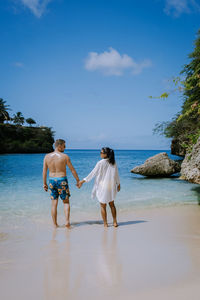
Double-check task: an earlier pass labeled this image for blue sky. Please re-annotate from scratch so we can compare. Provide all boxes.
[0,0,200,149]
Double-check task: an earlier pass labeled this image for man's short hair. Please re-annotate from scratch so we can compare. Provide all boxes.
[54,139,66,147]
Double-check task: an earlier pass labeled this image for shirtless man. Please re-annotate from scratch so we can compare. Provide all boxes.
[43,139,80,228]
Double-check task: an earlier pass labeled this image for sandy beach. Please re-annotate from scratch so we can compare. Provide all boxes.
[0,204,200,300]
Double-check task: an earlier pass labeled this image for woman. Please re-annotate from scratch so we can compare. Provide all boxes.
[79,147,120,227]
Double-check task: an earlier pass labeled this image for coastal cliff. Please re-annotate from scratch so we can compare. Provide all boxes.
[180,137,200,184]
[154,30,200,184]
[0,124,54,154]
[171,138,187,157]
[172,31,200,183]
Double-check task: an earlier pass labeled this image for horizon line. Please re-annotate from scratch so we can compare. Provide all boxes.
[65,148,171,151]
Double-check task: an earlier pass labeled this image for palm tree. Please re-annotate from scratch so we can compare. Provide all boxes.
[26,118,36,126]
[13,112,25,126]
[0,98,10,123]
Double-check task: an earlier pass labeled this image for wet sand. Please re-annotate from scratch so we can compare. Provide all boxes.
[0,204,200,300]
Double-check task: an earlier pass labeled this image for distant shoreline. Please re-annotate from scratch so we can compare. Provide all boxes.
[0,149,174,155]
[0,123,54,154]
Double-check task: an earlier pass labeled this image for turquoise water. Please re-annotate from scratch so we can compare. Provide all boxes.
[0,150,198,215]
[0,150,199,227]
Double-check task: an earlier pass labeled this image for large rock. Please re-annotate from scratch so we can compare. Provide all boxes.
[131,152,181,177]
[180,137,200,184]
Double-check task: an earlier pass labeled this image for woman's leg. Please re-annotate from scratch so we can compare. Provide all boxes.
[109,201,118,227]
[100,203,108,227]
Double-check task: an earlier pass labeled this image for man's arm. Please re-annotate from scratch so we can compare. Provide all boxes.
[43,156,48,191]
[66,156,80,185]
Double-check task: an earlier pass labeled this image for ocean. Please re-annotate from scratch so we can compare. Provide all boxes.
[0,149,199,228]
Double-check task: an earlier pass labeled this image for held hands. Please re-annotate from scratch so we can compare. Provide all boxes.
[76,180,85,189]
[76,180,80,188]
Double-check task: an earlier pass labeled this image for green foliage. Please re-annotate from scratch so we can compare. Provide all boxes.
[26,118,36,126]
[182,129,200,153]
[0,124,54,153]
[153,29,200,154]
[13,112,25,126]
[149,92,169,100]
[149,76,184,100]
[0,98,10,123]
[0,99,55,153]
[153,121,171,136]
[160,92,169,99]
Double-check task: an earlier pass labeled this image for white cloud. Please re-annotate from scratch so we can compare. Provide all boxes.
[164,0,200,17]
[19,0,52,17]
[84,48,152,76]
[13,62,24,68]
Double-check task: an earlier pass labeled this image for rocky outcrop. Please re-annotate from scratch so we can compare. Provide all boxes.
[131,152,181,177]
[180,137,200,184]
[171,138,187,157]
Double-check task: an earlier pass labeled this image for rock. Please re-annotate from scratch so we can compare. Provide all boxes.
[131,152,181,177]
[180,137,200,184]
[171,138,186,157]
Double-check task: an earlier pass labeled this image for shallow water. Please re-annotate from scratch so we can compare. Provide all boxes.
[0,150,199,230]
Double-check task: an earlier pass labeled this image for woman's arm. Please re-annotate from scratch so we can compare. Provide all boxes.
[84,161,100,182]
[115,164,120,185]
[115,164,121,192]
[78,161,100,188]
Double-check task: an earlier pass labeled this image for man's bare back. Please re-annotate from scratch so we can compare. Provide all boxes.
[43,149,79,187]
[45,151,68,178]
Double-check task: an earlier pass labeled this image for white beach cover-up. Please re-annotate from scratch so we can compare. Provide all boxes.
[83,159,120,204]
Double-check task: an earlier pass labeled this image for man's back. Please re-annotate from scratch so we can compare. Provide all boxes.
[43,139,80,228]
[45,152,68,177]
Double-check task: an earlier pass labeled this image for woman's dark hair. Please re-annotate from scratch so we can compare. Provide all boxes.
[101,147,115,165]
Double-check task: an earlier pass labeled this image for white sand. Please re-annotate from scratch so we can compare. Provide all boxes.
[0,204,200,300]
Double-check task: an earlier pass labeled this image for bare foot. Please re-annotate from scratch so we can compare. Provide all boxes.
[113,222,118,227]
[53,223,59,228]
[104,223,109,228]
[65,223,71,229]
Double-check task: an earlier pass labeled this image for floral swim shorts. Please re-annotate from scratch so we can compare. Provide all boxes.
[49,177,70,200]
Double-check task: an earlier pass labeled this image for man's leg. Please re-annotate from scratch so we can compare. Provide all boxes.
[51,199,58,228]
[63,197,70,228]
[100,203,108,227]
[109,201,118,227]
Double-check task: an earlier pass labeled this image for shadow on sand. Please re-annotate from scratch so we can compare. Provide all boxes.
[69,220,147,228]
[117,220,147,226]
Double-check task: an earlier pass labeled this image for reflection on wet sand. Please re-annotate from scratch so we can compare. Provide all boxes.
[97,229,122,288]
[43,227,123,300]
[44,229,74,300]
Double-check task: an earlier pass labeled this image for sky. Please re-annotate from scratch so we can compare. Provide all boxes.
[0,0,200,149]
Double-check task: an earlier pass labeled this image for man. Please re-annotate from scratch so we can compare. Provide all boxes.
[43,139,80,228]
